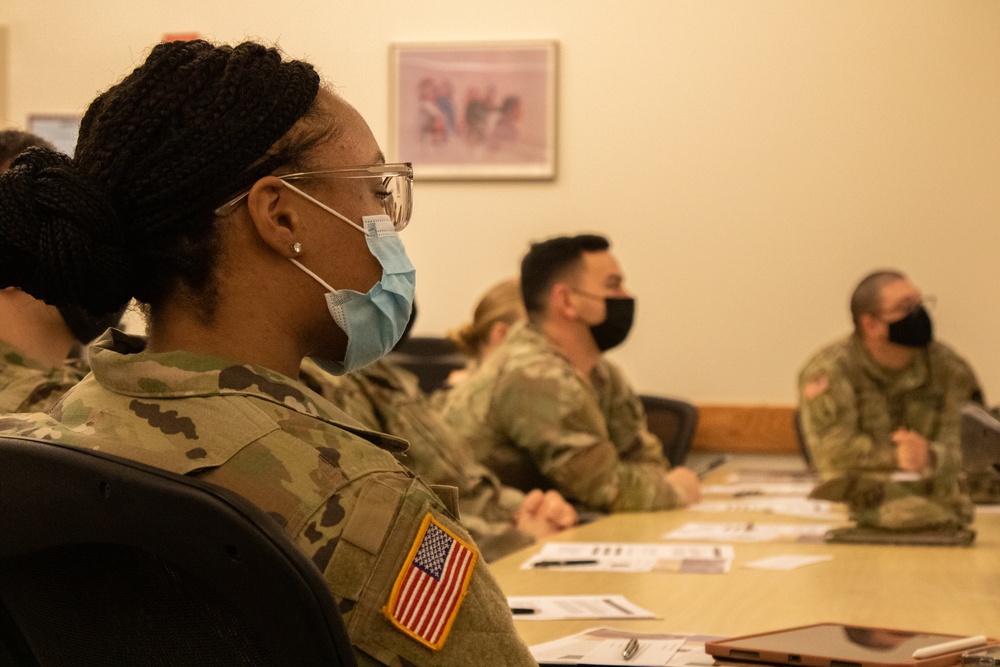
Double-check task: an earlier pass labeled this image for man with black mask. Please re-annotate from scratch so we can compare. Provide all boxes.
[442,234,701,513]
[798,270,981,528]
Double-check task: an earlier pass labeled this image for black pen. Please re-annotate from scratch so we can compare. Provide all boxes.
[510,607,537,615]
[697,455,727,479]
[532,559,598,568]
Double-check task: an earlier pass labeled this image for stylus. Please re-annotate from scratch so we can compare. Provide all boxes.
[911,635,987,659]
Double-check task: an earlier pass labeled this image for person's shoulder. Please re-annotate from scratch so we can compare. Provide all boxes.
[800,335,854,381]
[926,340,974,370]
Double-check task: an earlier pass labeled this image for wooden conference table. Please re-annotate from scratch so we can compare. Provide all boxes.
[490,467,1000,647]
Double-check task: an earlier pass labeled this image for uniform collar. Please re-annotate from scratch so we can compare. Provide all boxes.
[89,329,408,453]
[851,334,929,391]
[512,321,611,385]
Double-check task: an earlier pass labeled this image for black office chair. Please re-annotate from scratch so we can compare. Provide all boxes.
[388,335,467,394]
[0,435,357,667]
[639,395,698,467]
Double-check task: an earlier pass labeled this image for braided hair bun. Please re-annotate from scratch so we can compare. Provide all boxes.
[0,40,322,316]
[0,147,129,314]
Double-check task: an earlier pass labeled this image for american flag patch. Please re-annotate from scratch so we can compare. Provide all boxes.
[385,513,477,650]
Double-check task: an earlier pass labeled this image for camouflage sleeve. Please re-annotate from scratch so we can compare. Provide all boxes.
[306,473,537,666]
[494,366,678,512]
[927,354,982,481]
[798,362,896,478]
[603,367,670,468]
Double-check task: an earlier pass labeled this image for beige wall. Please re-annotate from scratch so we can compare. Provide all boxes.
[2,1,998,404]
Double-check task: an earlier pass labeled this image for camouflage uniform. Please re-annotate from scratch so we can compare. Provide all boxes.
[441,322,680,513]
[799,335,979,528]
[0,330,536,666]
[301,358,534,562]
[0,339,88,413]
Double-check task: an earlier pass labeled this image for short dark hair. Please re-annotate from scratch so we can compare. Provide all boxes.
[0,130,54,170]
[520,234,610,318]
[850,269,906,332]
[0,40,328,321]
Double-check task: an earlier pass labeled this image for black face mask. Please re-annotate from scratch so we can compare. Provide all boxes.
[887,304,933,348]
[589,297,635,352]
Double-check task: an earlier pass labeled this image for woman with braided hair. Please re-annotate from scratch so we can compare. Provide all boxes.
[0,40,535,665]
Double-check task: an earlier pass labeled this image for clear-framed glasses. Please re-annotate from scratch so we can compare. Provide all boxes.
[214,162,413,230]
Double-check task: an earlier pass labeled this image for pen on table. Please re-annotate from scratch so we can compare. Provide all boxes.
[697,455,727,479]
[509,607,537,615]
[531,559,599,568]
[622,637,640,661]
[911,635,987,659]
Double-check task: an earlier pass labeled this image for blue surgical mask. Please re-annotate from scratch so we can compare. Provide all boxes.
[282,181,416,375]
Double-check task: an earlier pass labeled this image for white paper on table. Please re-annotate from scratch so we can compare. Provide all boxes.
[690,497,844,519]
[745,554,833,570]
[664,522,835,543]
[702,482,818,496]
[580,635,684,666]
[975,504,1000,514]
[507,594,657,621]
[530,627,696,666]
[520,542,734,574]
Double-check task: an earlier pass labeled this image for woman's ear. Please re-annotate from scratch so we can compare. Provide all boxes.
[245,176,301,257]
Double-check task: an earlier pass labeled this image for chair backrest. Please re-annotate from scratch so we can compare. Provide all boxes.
[639,395,698,467]
[0,435,357,667]
[387,335,467,394]
[960,402,1000,471]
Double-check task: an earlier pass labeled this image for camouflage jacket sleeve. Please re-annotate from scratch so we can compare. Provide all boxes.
[924,347,982,482]
[304,360,533,563]
[206,433,537,666]
[598,360,670,467]
[493,364,680,513]
[798,355,896,478]
[0,348,88,414]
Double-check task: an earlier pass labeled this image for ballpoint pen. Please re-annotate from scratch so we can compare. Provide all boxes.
[622,637,640,660]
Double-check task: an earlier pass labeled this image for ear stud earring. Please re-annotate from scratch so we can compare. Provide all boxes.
[290,242,302,254]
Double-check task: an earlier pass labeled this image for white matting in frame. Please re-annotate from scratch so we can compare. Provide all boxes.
[389,40,557,181]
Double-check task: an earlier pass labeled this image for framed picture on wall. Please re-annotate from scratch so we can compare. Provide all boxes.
[27,114,82,157]
[389,40,558,181]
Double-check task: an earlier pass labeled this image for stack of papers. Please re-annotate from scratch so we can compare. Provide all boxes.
[531,627,719,666]
[521,542,735,574]
[702,482,818,496]
[690,497,844,519]
[664,522,835,543]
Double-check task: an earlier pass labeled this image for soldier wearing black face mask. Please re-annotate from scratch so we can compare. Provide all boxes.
[442,234,702,514]
[798,270,982,530]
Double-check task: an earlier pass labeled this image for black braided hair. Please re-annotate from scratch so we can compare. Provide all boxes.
[0,40,324,318]
[0,130,54,170]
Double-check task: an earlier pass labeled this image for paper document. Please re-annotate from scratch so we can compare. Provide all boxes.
[508,595,657,621]
[691,497,844,519]
[664,522,835,543]
[745,554,833,570]
[531,627,721,666]
[531,627,685,666]
[725,470,817,484]
[521,542,734,574]
[702,482,817,496]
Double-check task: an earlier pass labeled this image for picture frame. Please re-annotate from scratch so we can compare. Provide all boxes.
[27,113,82,157]
[389,40,558,181]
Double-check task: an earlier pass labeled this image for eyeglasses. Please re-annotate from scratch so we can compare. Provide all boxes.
[214,162,414,230]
